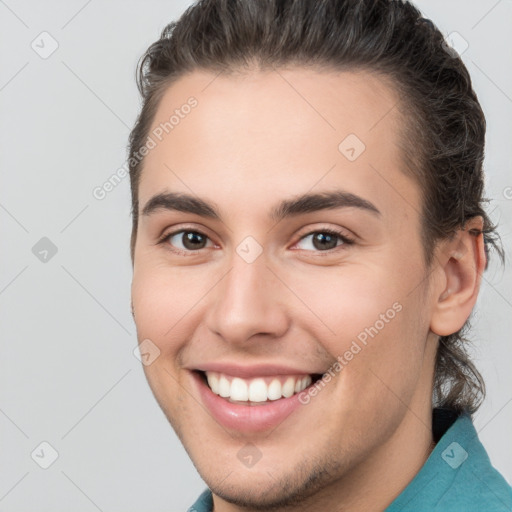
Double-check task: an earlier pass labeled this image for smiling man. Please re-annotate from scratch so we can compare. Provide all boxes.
[128,1,511,511]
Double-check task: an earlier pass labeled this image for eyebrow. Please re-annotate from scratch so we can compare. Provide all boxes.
[141,190,381,222]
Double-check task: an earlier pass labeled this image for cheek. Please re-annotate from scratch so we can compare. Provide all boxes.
[285,262,411,342]
[131,264,209,351]
[132,265,201,419]
[285,259,428,385]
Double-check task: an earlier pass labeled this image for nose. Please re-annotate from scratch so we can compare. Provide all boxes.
[204,251,290,347]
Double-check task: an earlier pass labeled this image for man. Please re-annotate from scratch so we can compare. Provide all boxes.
[128,0,511,510]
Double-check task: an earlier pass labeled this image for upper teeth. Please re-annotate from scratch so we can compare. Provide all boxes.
[205,371,313,402]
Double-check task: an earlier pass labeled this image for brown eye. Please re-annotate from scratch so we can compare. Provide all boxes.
[295,230,354,252]
[311,232,339,250]
[163,230,213,252]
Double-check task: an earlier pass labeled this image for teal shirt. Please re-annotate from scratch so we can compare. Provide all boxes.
[188,412,512,511]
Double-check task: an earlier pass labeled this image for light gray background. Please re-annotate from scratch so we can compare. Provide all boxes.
[1,1,511,510]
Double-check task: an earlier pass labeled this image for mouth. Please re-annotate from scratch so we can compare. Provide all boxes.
[194,370,324,405]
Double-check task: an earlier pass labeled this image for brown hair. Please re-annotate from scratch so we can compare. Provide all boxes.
[128,0,504,414]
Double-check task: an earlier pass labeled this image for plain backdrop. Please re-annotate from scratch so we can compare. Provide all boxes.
[1,1,511,510]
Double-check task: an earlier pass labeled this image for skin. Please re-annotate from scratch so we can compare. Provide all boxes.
[130,68,486,511]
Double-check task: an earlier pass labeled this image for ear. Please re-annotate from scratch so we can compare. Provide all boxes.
[430,217,487,337]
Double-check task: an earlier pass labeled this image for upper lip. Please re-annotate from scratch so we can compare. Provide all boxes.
[191,362,323,379]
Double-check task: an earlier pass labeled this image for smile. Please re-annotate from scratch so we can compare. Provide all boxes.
[191,368,324,431]
[203,371,316,403]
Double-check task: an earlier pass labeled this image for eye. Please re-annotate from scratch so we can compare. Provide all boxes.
[159,229,214,254]
[294,229,354,252]
[157,227,354,256]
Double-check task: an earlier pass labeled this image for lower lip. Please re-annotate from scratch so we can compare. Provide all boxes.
[191,371,306,432]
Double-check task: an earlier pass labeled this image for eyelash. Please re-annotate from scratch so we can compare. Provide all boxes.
[156,226,355,256]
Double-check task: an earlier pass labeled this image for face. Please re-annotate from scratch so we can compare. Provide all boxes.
[131,68,439,508]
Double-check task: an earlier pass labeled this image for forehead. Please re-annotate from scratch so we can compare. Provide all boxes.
[138,67,419,225]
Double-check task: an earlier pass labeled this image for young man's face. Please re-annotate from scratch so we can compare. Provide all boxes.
[131,68,439,508]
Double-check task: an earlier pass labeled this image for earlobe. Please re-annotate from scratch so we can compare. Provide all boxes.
[430,217,486,337]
